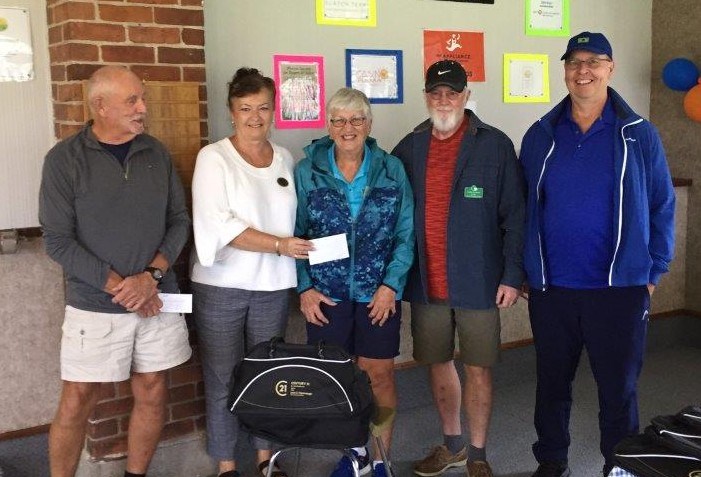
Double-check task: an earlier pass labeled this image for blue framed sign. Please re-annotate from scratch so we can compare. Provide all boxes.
[345,49,403,104]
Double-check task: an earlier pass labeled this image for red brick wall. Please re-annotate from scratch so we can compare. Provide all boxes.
[46,0,207,461]
[85,356,205,459]
[47,0,208,142]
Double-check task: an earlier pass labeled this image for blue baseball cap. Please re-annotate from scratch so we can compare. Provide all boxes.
[560,31,613,60]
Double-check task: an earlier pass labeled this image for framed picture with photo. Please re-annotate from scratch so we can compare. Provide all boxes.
[273,54,325,129]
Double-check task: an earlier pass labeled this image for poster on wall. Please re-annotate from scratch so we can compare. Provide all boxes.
[273,55,325,129]
[0,7,34,82]
[423,30,485,82]
[503,53,550,103]
[316,0,376,27]
[345,49,403,104]
[525,0,570,37]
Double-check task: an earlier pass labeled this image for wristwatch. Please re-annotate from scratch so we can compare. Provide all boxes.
[144,266,164,283]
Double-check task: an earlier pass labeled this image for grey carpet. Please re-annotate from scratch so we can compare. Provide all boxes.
[1,326,699,477]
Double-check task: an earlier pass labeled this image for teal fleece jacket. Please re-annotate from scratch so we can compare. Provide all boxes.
[294,136,415,301]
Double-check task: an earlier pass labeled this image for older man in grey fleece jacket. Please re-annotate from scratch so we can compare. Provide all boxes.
[39,65,191,477]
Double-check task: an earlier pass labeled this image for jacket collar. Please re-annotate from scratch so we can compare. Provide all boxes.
[81,120,151,157]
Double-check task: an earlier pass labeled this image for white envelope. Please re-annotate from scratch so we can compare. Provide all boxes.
[308,233,350,266]
[158,293,192,314]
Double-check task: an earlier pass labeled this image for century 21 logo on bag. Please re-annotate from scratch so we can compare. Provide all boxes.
[275,380,313,397]
[275,380,288,396]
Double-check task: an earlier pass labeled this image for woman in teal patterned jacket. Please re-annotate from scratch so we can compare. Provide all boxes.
[294,88,414,477]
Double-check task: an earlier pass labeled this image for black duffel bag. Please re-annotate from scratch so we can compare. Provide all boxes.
[647,414,701,459]
[677,406,701,431]
[228,338,374,449]
[614,433,701,477]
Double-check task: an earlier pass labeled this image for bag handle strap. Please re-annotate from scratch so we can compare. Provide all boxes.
[268,336,285,358]
[267,337,329,359]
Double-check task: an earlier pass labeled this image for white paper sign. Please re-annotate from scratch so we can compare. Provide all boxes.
[158,293,192,314]
[509,60,545,97]
[350,53,399,100]
[528,0,564,31]
[323,0,370,20]
[308,233,350,266]
[0,7,34,82]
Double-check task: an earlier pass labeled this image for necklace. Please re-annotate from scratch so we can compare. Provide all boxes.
[230,136,273,168]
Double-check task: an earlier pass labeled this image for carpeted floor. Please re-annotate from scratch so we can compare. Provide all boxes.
[1,318,699,477]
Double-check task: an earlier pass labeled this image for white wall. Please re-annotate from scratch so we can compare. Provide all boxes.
[0,238,64,433]
[204,0,652,159]
[0,0,54,229]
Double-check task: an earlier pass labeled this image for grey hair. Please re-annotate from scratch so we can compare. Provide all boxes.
[326,87,372,121]
[86,66,135,115]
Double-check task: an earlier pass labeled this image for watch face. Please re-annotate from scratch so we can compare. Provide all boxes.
[147,267,163,281]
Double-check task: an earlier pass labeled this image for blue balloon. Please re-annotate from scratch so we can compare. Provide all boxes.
[662,58,700,91]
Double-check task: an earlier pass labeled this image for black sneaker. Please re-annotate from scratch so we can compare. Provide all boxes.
[532,462,571,477]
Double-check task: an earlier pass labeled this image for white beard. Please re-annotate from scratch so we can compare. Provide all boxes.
[430,108,464,133]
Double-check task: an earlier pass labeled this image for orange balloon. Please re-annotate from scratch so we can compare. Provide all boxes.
[683,82,701,122]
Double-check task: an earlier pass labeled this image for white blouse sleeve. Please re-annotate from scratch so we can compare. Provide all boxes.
[192,143,249,267]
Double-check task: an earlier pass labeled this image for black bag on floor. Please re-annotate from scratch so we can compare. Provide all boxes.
[614,433,701,477]
[228,338,374,448]
[677,406,701,431]
[647,414,701,459]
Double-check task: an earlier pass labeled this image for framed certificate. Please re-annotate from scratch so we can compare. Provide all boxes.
[345,49,403,104]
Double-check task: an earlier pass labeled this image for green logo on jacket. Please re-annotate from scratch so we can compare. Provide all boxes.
[464,185,484,199]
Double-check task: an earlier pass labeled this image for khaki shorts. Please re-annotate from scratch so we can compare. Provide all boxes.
[411,302,500,366]
[61,305,192,382]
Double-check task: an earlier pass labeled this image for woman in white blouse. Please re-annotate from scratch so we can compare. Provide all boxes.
[190,67,312,477]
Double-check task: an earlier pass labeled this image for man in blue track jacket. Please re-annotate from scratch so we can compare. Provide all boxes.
[519,32,676,477]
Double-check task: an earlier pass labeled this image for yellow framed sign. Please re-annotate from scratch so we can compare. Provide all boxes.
[316,0,377,27]
[503,53,550,103]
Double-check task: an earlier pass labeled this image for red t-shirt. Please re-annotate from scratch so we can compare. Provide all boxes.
[424,118,469,300]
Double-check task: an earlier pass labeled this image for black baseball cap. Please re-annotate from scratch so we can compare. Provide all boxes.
[561,31,613,60]
[425,60,467,92]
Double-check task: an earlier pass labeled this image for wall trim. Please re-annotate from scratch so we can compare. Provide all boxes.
[3,310,697,440]
[672,177,692,187]
[652,309,700,320]
[0,423,50,442]
[393,308,697,371]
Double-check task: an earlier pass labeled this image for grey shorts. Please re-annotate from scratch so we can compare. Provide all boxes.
[411,302,500,366]
[60,305,192,382]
